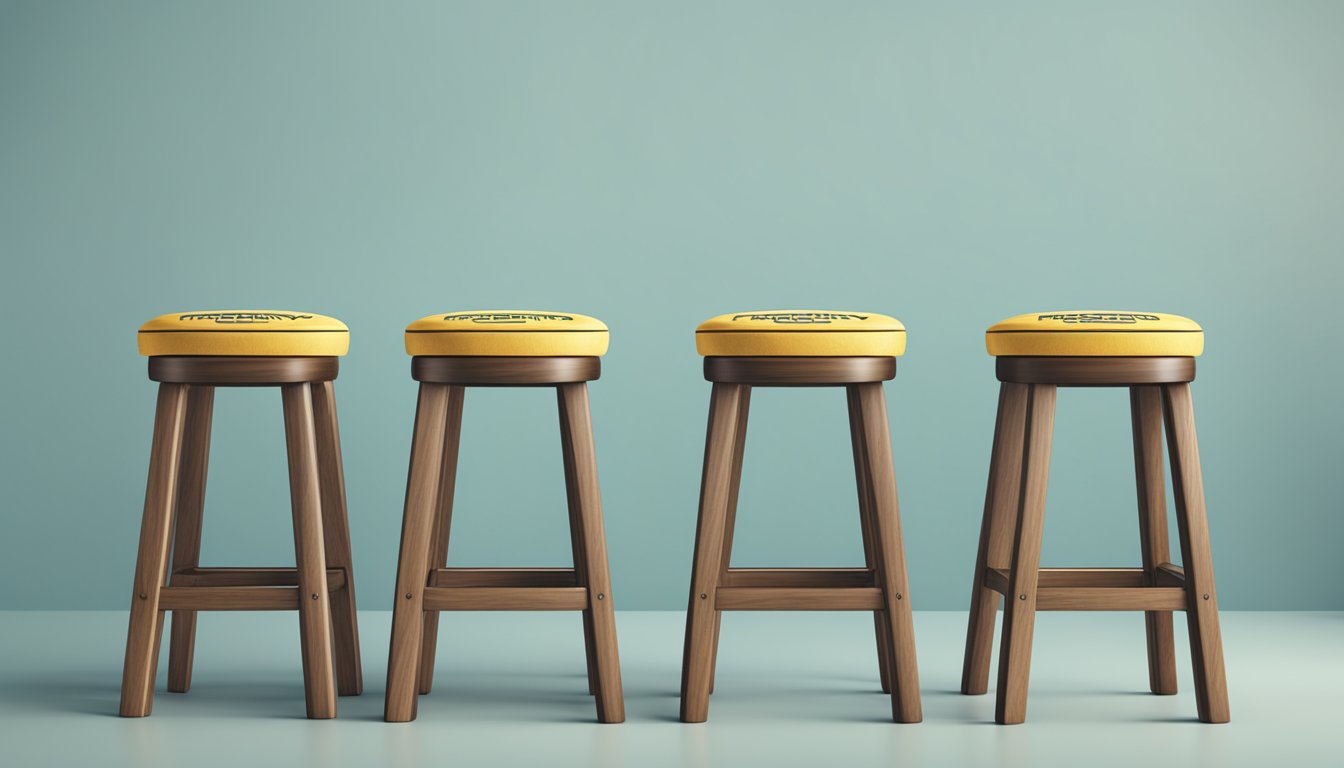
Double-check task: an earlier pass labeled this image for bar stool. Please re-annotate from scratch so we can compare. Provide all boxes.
[679,310,922,723]
[385,311,624,723]
[121,310,362,719]
[960,311,1230,724]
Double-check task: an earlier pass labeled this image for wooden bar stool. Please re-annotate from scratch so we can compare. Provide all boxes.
[120,311,363,719]
[960,311,1230,724]
[384,311,624,723]
[679,310,922,724]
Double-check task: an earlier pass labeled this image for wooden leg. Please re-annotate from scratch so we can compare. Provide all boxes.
[853,383,922,723]
[1162,383,1230,723]
[961,383,1029,695]
[1130,385,1178,696]
[282,384,337,719]
[994,383,1056,725]
[680,382,745,723]
[558,387,599,697]
[311,381,363,697]
[418,386,464,696]
[120,384,189,717]
[848,385,894,695]
[166,386,214,694]
[709,386,750,696]
[385,383,451,722]
[559,383,625,723]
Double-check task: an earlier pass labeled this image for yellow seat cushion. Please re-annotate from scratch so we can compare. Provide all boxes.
[405,311,609,356]
[138,310,349,356]
[696,310,906,357]
[986,311,1203,357]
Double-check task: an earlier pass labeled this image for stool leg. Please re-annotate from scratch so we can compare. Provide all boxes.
[559,383,626,723]
[853,383,922,723]
[709,386,751,696]
[166,385,214,694]
[1130,385,1179,695]
[995,383,1056,725]
[1162,383,1230,723]
[385,383,451,722]
[120,383,189,717]
[680,382,746,723]
[848,385,894,694]
[418,385,464,696]
[961,383,1029,695]
[311,381,363,697]
[558,388,600,697]
[282,384,337,719]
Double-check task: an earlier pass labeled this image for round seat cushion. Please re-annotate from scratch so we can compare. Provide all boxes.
[138,311,349,356]
[405,311,609,357]
[696,310,906,357]
[986,311,1203,357]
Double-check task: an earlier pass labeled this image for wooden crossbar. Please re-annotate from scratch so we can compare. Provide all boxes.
[715,586,885,611]
[421,586,589,611]
[982,566,1188,611]
[429,568,579,588]
[158,586,301,611]
[718,567,875,588]
[169,566,346,590]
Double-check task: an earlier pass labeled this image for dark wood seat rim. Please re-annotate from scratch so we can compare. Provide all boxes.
[996,356,1196,385]
[148,356,339,385]
[411,356,601,385]
[704,356,896,385]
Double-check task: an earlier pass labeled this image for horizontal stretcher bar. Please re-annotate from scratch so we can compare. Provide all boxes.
[429,568,579,588]
[719,568,876,588]
[169,567,346,590]
[158,586,304,611]
[983,566,1188,611]
[421,586,589,611]
[715,586,886,611]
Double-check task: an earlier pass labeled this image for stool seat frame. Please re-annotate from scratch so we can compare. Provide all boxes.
[961,356,1229,724]
[120,356,363,719]
[384,356,624,723]
[680,356,922,724]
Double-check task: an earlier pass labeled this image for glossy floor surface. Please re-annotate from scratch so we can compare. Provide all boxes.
[0,611,1338,767]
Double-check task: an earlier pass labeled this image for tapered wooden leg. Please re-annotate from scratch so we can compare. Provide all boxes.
[282,384,337,719]
[417,385,464,696]
[1162,383,1230,723]
[120,384,190,717]
[1130,385,1178,696]
[166,386,214,694]
[995,383,1056,725]
[848,385,894,695]
[311,381,363,697]
[708,386,750,696]
[558,388,600,697]
[559,383,625,723]
[385,383,451,722]
[853,383,922,723]
[961,383,1029,695]
[680,383,745,723]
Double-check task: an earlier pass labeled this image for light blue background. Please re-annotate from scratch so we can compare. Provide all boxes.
[2,1,1339,610]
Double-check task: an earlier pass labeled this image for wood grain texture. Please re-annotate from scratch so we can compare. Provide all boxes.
[1162,383,1231,723]
[848,385,895,695]
[715,587,884,610]
[384,383,451,722]
[559,384,600,698]
[166,385,213,694]
[1130,385,1179,695]
[149,356,337,385]
[417,385,464,696]
[719,568,874,588]
[962,383,1029,695]
[119,383,189,717]
[429,568,578,588]
[158,586,303,610]
[708,386,750,696]
[311,381,363,697]
[704,356,895,386]
[558,383,625,722]
[421,587,589,611]
[281,383,337,719]
[996,356,1194,386]
[853,383,922,723]
[680,382,744,723]
[412,356,599,385]
[995,383,1056,725]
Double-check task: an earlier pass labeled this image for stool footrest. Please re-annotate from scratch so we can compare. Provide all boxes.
[719,568,876,588]
[429,568,578,588]
[421,586,589,611]
[170,567,346,590]
[983,566,1188,611]
[158,586,303,611]
[715,586,885,611]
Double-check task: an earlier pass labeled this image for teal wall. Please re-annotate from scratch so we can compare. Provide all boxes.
[2,1,1340,610]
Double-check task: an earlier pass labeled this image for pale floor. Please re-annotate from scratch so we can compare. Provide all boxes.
[0,611,1339,767]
